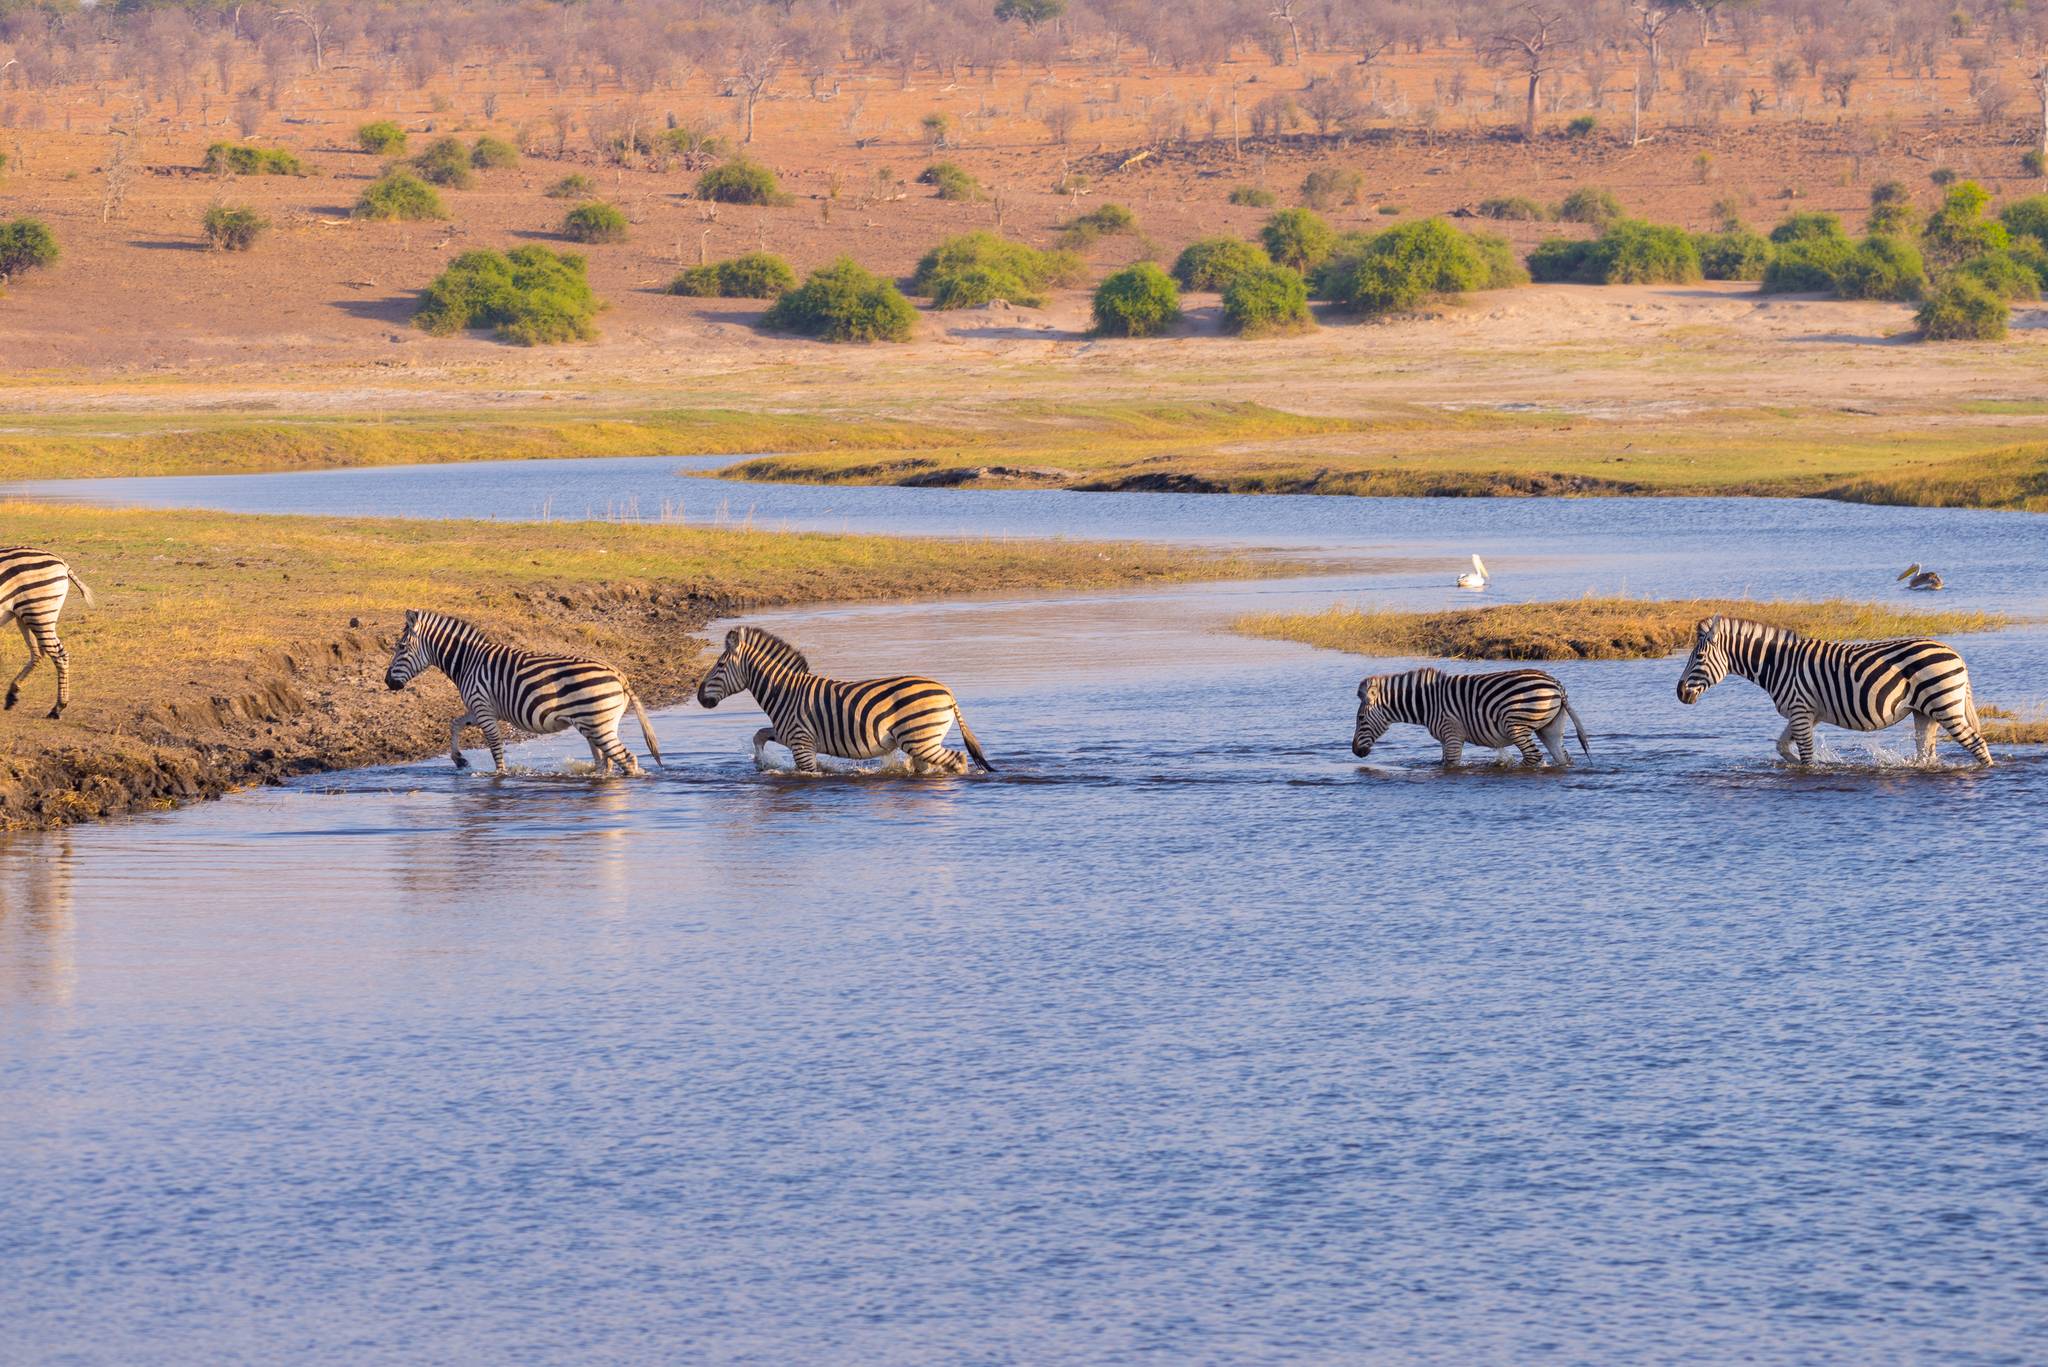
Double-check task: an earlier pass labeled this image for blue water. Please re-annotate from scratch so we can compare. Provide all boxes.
[2,462,2045,1364]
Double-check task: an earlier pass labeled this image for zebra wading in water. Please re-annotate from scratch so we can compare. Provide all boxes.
[696,626,994,776]
[1677,615,1992,767]
[1353,666,1589,768]
[384,609,662,774]
[1,547,95,720]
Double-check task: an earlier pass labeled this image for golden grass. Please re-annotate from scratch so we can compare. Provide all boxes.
[1232,597,2012,662]
[1979,705,2048,745]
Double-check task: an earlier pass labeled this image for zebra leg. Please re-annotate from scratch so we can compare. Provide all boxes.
[584,731,612,775]
[908,743,970,775]
[752,727,779,770]
[476,714,509,773]
[1913,713,1940,764]
[785,731,823,776]
[1536,716,1572,767]
[1438,736,1465,767]
[5,617,42,712]
[591,723,638,776]
[1930,707,1994,768]
[448,713,475,769]
[1510,728,1543,767]
[1773,721,1800,764]
[1786,709,1817,766]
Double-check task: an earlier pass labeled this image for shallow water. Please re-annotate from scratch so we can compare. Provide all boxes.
[3,463,2045,1364]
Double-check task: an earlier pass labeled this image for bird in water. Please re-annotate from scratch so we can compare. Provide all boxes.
[1456,554,1489,590]
[1897,564,1946,591]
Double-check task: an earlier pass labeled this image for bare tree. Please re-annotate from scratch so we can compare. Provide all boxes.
[273,8,329,71]
[1269,0,1304,65]
[1626,0,1675,106]
[1041,100,1079,145]
[1480,3,1577,140]
[727,24,784,145]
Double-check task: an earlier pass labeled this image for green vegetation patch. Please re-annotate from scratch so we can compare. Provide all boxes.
[0,216,60,276]
[203,142,306,176]
[409,136,475,189]
[668,252,798,299]
[911,231,1083,309]
[1222,263,1313,337]
[1090,262,1182,337]
[355,121,407,156]
[562,201,629,243]
[415,246,605,345]
[696,158,790,205]
[762,258,917,342]
[353,168,447,221]
[201,203,268,252]
[1172,236,1273,291]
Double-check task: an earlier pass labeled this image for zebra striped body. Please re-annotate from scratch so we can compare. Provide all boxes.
[1677,615,1991,767]
[696,626,993,776]
[384,609,661,775]
[1353,666,1589,767]
[1,547,94,720]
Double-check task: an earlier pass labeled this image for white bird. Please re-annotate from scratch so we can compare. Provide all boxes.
[1456,554,1488,590]
[1898,563,1945,591]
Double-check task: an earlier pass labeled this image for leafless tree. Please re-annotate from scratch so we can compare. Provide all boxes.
[1269,0,1304,65]
[727,24,784,145]
[1479,2,1577,140]
[1042,99,1079,144]
[1626,0,1675,106]
[273,9,329,71]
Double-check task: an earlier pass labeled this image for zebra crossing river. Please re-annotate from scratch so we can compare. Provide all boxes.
[3,458,2045,1364]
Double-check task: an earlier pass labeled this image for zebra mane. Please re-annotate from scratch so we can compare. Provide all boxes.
[410,609,492,648]
[735,626,812,674]
[1704,615,1807,645]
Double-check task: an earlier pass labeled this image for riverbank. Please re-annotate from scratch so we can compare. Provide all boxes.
[0,501,1253,830]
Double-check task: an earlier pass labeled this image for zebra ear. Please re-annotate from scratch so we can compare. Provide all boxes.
[404,609,418,625]
[725,629,740,649]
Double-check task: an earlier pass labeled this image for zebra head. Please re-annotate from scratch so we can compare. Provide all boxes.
[1677,616,1732,704]
[1353,668,1437,757]
[696,627,810,708]
[385,610,429,692]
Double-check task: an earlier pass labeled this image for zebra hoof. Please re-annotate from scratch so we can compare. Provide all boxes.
[46,707,62,720]
[3,691,16,711]
[451,755,469,770]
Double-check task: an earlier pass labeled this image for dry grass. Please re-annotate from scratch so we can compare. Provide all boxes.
[1233,597,2012,662]
[1979,705,2048,745]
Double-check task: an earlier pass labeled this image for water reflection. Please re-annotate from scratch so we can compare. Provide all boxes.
[0,833,76,1007]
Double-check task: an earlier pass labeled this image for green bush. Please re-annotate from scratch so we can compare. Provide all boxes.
[1318,218,1509,313]
[1172,236,1271,291]
[1090,262,1182,337]
[1768,211,1847,245]
[1555,186,1623,226]
[562,201,628,243]
[2001,194,2048,247]
[762,258,917,342]
[696,158,788,205]
[1526,237,1594,282]
[1921,180,2008,268]
[668,252,798,299]
[1300,167,1365,210]
[910,231,1083,307]
[1467,231,1529,289]
[930,265,1044,309]
[2024,149,2046,177]
[1228,185,1276,207]
[2007,236,2048,290]
[201,203,268,251]
[355,121,407,156]
[1575,219,1701,284]
[1931,167,1957,187]
[545,173,595,199]
[1954,250,2041,301]
[202,142,305,176]
[0,217,59,276]
[661,127,730,160]
[1223,263,1313,337]
[1478,196,1549,221]
[352,169,447,221]
[1867,180,1916,236]
[1259,207,1336,272]
[919,161,979,200]
[1565,114,1599,139]
[1832,236,1926,301]
[410,136,475,189]
[1915,277,2007,340]
[1759,235,1854,292]
[1057,202,1137,248]
[471,135,519,170]
[1694,229,1773,281]
[415,245,605,346]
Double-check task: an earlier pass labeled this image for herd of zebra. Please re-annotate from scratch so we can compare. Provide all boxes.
[3,544,2002,778]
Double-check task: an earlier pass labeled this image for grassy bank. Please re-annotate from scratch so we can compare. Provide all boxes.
[1980,705,2048,744]
[0,501,1252,828]
[1233,598,2011,662]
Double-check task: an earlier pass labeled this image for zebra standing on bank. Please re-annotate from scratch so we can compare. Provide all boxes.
[1353,666,1589,768]
[1677,615,1992,767]
[696,625,994,775]
[384,609,663,775]
[1,547,94,720]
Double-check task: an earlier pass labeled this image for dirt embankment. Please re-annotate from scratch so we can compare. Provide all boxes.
[0,583,722,831]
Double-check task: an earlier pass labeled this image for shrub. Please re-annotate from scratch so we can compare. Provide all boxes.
[1565,114,1598,139]
[1769,211,1847,245]
[471,135,519,170]
[930,265,1043,309]
[562,201,628,243]
[668,252,798,299]
[410,136,475,189]
[1229,185,1276,207]
[1320,218,1500,313]
[1300,166,1365,210]
[762,258,917,342]
[1555,186,1623,226]
[1259,207,1336,272]
[356,121,407,156]
[1172,236,1271,291]
[1694,229,1773,281]
[2007,236,2048,290]
[1831,236,1926,301]
[201,203,268,251]
[919,160,978,201]
[1931,167,1957,187]
[415,245,604,345]
[696,158,787,205]
[1574,219,1701,284]
[1915,277,2007,340]
[1467,231,1529,289]
[661,126,729,160]
[911,231,1084,306]
[1526,237,1594,283]
[1223,263,1313,337]
[2025,149,2046,177]
[202,142,305,176]
[352,169,447,221]
[545,173,595,199]
[1057,202,1137,248]
[1760,235,1853,292]
[1090,262,1182,337]
[1954,250,2041,301]
[1478,196,1548,221]
[2001,194,2048,247]
[1921,181,2008,268]
[0,217,59,276]
[1867,180,1916,236]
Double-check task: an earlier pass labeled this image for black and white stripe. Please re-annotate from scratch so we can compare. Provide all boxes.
[384,609,662,774]
[1677,614,1991,766]
[1353,666,1589,767]
[2,547,94,720]
[696,626,994,775]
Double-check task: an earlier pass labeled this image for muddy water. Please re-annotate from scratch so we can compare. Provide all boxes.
[3,462,2044,1363]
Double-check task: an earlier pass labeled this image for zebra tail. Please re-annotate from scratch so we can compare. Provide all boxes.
[953,705,995,773]
[629,691,664,769]
[66,571,95,609]
[1563,697,1590,756]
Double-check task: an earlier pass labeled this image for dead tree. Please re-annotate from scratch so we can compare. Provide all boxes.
[1480,2,1575,140]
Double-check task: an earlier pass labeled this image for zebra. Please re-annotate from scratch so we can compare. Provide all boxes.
[1676,615,1992,767]
[383,609,662,775]
[1352,666,1589,768]
[695,625,994,776]
[1,547,95,720]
